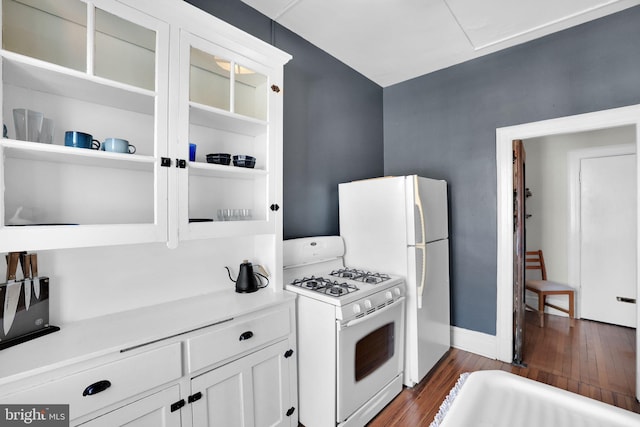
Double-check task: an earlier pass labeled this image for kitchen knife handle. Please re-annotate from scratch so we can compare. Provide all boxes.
[21,253,31,279]
[239,331,254,341]
[6,252,20,281]
[82,380,112,396]
[31,254,38,277]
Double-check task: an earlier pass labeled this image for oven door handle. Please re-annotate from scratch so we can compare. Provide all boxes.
[340,297,405,329]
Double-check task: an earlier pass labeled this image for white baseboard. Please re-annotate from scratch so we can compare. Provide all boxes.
[451,326,498,360]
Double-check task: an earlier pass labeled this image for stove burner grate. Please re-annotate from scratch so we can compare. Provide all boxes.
[329,268,392,284]
[290,276,359,296]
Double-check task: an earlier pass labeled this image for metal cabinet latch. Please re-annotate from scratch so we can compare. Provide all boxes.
[188,392,203,403]
[170,399,185,412]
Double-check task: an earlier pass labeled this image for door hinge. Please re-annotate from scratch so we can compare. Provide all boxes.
[270,203,280,212]
[284,349,294,358]
[271,84,281,93]
[161,157,171,167]
[286,407,295,417]
[170,399,185,412]
[176,159,187,168]
[188,392,203,403]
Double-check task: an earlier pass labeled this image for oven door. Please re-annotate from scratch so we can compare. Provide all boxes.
[336,297,405,422]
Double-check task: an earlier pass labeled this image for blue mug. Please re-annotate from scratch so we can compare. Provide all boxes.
[65,131,100,150]
[102,138,136,154]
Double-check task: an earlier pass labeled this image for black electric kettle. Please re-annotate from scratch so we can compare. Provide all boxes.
[226,260,267,293]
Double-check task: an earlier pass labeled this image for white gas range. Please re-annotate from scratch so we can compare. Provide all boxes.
[284,236,405,427]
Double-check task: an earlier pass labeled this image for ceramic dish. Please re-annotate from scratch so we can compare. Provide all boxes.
[206,153,231,165]
[233,155,256,168]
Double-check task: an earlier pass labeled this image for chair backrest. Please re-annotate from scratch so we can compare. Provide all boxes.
[525,250,547,280]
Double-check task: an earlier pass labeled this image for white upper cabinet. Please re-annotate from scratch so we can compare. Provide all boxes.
[0,0,291,252]
[173,31,283,245]
[0,0,170,251]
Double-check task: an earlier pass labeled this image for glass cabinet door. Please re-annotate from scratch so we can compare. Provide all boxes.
[190,47,231,112]
[2,0,88,72]
[234,65,267,121]
[2,0,157,91]
[176,33,275,242]
[0,0,169,251]
[94,7,156,90]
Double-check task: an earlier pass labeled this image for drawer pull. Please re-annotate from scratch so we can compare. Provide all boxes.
[82,380,112,396]
[239,331,254,341]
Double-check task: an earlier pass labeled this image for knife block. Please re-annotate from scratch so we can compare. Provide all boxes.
[0,277,59,350]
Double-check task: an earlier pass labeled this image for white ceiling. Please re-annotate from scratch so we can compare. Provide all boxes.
[241,0,640,87]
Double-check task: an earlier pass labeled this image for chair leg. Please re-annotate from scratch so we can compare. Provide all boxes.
[568,292,575,328]
[538,292,545,328]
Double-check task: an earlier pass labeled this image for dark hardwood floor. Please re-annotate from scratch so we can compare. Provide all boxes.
[367,310,639,426]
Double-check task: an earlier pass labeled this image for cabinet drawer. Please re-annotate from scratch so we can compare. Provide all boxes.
[2,343,182,421]
[187,306,290,373]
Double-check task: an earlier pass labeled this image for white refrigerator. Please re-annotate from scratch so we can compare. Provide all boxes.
[338,175,450,387]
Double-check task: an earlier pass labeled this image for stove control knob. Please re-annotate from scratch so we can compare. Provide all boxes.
[385,291,393,300]
[364,300,372,310]
[394,287,402,297]
[353,304,362,315]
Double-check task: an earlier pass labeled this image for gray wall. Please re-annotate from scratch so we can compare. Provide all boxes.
[184,0,384,239]
[383,6,640,334]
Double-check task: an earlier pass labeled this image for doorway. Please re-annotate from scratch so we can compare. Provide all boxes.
[523,133,637,328]
[495,104,640,399]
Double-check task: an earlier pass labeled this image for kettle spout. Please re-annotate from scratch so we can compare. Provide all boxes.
[224,266,237,283]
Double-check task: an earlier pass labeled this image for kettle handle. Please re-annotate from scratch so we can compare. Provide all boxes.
[254,271,270,289]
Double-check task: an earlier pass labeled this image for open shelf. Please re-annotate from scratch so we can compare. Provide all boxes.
[1,139,156,172]
[188,161,267,179]
[2,52,156,116]
[189,102,267,136]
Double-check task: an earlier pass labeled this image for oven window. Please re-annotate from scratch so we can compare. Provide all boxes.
[354,323,395,382]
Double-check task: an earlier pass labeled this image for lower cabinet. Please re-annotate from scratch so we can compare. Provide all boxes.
[78,385,182,427]
[0,300,297,427]
[190,339,295,427]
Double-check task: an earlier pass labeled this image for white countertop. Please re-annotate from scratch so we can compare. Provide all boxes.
[0,288,296,386]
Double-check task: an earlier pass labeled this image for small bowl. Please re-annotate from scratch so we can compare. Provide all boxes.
[206,153,231,165]
[233,155,256,168]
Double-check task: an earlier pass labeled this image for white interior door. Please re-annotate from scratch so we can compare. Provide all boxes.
[580,154,637,327]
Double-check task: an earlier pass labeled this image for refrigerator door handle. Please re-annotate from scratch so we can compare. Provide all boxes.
[413,175,427,245]
[416,243,427,309]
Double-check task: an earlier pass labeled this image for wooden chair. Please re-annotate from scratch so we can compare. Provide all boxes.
[525,250,575,327]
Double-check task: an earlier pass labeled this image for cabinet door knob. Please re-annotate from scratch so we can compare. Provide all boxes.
[82,380,112,396]
[239,331,254,341]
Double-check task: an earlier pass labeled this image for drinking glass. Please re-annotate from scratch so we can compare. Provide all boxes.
[27,110,44,142]
[39,118,54,144]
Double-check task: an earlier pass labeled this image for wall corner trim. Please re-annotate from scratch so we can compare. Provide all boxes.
[451,326,498,360]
